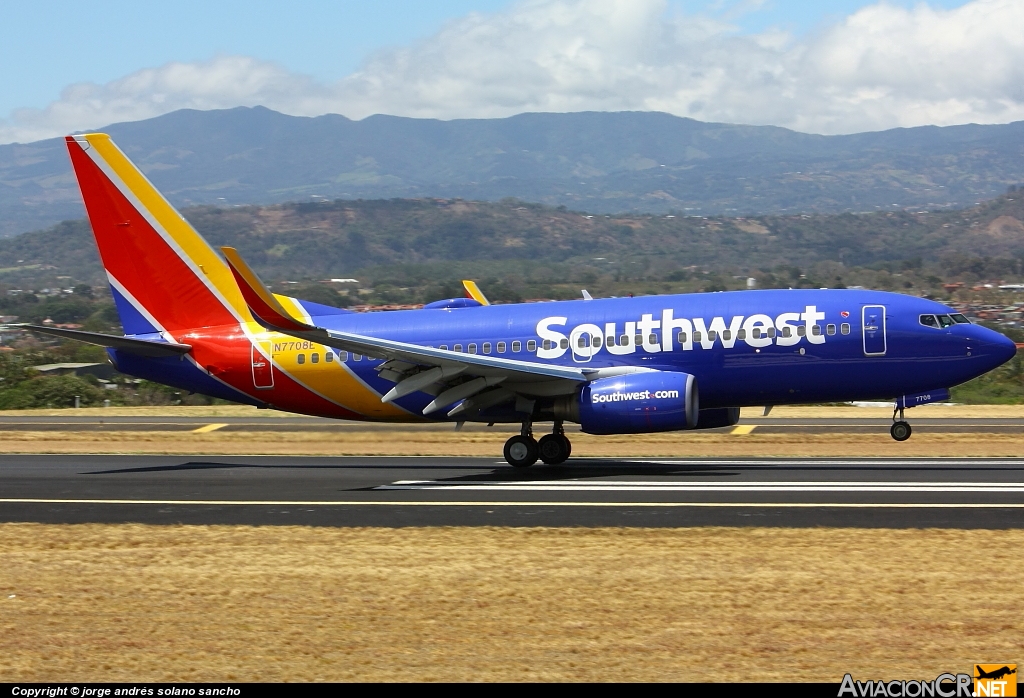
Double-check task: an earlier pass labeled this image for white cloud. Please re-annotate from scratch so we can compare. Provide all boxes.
[3,0,1024,144]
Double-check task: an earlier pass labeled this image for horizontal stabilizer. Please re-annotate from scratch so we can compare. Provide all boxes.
[18,325,192,357]
[221,246,316,333]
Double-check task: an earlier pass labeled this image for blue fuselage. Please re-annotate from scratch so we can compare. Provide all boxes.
[317,288,1015,414]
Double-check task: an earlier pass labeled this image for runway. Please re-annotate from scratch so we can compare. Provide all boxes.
[2,454,1023,527]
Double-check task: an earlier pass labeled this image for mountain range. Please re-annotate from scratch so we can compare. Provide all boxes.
[2,106,1024,238]
[3,193,1023,293]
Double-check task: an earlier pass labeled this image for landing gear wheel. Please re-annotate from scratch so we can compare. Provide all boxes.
[538,433,570,465]
[561,435,572,459]
[504,435,539,468]
[890,421,912,441]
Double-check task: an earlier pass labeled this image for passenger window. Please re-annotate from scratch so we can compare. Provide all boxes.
[950,313,971,324]
[606,335,616,347]
[496,342,505,353]
[919,314,939,328]
[326,351,334,362]
[635,334,643,346]
[938,315,955,328]
[560,338,569,349]
[723,330,732,341]
[707,331,717,341]
[737,329,747,340]
[542,340,552,350]
[527,340,537,352]
[752,328,762,339]
[677,331,687,343]
[593,336,602,348]
[512,340,522,352]
[826,324,836,336]
[693,331,703,342]
[840,323,851,335]
[648,333,658,345]
[482,342,491,354]
[297,354,305,364]
[578,335,588,348]
[311,353,319,364]
[468,343,478,354]
[439,345,448,351]
[353,353,362,361]
[781,327,791,338]
[811,325,822,336]
[339,351,348,361]
[797,326,806,337]
[453,344,463,353]
[767,327,776,338]
[620,334,629,346]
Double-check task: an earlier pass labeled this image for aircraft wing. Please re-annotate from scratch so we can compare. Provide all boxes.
[221,247,595,415]
[16,324,193,357]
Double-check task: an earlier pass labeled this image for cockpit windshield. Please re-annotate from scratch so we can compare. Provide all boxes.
[921,313,971,328]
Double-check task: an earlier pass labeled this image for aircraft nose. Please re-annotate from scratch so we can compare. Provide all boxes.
[975,327,1017,367]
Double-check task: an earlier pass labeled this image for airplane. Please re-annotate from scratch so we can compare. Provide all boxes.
[975,666,1016,681]
[23,133,1017,467]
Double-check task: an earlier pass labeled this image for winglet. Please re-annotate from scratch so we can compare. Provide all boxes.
[221,246,315,332]
[462,280,490,306]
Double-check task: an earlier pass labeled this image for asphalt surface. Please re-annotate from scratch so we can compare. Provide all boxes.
[2,454,1023,528]
[4,414,1024,433]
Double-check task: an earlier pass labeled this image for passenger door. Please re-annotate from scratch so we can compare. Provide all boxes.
[862,305,887,356]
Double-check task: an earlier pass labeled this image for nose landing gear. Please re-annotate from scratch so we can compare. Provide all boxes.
[890,405,912,441]
[503,421,573,467]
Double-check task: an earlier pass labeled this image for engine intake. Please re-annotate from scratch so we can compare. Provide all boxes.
[555,370,699,435]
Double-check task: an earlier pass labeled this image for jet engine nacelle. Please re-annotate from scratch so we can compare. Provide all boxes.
[693,407,741,430]
[556,370,699,435]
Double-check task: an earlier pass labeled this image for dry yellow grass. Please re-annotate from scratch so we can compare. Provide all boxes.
[2,429,1024,457]
[1,525,1021,682]
[0,404,1021,457]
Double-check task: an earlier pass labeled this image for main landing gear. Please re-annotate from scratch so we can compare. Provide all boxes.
[890,404,913,442]
[503,421,572,467]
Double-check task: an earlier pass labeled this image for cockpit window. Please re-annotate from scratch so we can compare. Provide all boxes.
[919,314,939,328]
[937,314,955,328]
[950,313,971,324]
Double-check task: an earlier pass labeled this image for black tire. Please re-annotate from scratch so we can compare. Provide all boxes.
[561,435,572,459]
[538,433,570,465]
[504,435,539,468]
[890,421,912,441]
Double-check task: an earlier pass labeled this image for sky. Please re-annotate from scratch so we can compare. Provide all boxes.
[1,0,1017,144]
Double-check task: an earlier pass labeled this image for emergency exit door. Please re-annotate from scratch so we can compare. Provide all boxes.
[862,305,887,356]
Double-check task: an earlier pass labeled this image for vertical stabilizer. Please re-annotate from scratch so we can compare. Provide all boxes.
[66,134,251,335]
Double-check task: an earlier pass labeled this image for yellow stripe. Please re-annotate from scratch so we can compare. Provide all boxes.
[83,134,252,321]
[730,425,757,435]
[192,423,229,433]
[262,330,414,420]
[462,280,490,305]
